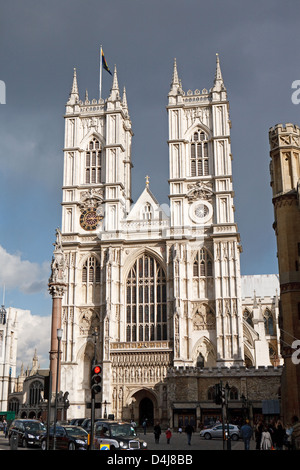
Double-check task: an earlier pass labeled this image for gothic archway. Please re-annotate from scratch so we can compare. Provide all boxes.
[139,397,154,426]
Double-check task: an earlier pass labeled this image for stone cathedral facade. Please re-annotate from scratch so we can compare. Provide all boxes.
[52,56,282,426]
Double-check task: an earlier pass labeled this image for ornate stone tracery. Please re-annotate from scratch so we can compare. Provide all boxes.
[78,307,100,336]
[192,303,215,330]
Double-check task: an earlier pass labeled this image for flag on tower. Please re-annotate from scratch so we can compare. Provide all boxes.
[101,49,112,75]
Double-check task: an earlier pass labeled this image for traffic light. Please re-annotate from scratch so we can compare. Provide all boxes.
[221,387,226,405]
[214,383,222,404]
[91,364,102,394]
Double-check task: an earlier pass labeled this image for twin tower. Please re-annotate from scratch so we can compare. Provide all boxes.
[49,55,245,421]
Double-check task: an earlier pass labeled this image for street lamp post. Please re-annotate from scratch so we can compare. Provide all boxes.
[53,328,63,450]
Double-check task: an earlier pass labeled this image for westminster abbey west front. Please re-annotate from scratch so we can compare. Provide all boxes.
[48,55,282,429]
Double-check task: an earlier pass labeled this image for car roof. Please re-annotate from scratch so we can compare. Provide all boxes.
[14,419,41,422]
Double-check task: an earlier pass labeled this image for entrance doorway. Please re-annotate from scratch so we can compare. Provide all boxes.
[139,397,154,426]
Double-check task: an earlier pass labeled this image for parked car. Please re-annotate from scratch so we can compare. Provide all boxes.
[8,419,46,448]
[80,417,106,432]
[69,418,86,427]
[93,420,148,450]
[200,423,240,441]
[40,424,88,450]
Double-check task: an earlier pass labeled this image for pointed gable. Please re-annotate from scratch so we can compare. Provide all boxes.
[126,185,169,222]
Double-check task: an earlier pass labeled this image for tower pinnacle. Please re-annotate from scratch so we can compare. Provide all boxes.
[169,58,181,96]
[212,53,226,92]
[67,67,79,104]
[108,65,120,101]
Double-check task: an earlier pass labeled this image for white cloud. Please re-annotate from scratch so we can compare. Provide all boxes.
[16,309,51,371]
[0,245,49,294]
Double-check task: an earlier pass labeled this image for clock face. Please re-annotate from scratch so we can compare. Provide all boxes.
[80,208,101,231]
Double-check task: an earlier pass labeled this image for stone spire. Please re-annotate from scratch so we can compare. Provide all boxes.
[212,53,226,92]
[172,58,179,87]
[67,67,79,104]
[169,58,181,96]
[108,65,120,101]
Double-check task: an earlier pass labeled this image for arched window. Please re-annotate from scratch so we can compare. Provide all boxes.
[207,386,215,401]
[229,386,239,400]
[190,130,209,177]
[8,398,20,414]
[193,248,213,278]
[0,305,6,324]
[85,138,102,184]
[264,309,275,335]
[243,309,254,328]
[82,257,100,284]
[29,381,43,406]
[142,203,153,220]
[126,254,167,342]
[196,353,205,368]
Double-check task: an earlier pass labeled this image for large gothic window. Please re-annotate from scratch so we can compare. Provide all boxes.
[29,381,43,406]
[85,138,102,184]
[190,130,209,177]
[126,254,167,342]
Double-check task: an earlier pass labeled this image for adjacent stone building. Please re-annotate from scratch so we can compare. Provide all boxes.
[269,123,300,423]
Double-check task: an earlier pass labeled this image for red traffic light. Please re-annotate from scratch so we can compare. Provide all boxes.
[93,365,101,374]
[91,364,102,394]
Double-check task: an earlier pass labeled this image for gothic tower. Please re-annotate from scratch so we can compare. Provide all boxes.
[167,55,244,368]
[269,123,300,422]
[58,65,134,419]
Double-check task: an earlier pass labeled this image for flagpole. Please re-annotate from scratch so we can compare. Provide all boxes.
[99,45,103,101]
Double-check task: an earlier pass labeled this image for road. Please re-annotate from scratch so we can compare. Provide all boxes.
[0,429,256,451]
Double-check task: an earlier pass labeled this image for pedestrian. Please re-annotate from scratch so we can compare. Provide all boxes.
[260,425,273,450]
[240,419,253,450]
[273,420,286,450]
[291,415,300,450]
[2,420,7,438]
[285,423,293,450]
[178,426,182,434]
[185,423,194,445]
[254,420,263,450]
[165,427,172,444]
[154,422,161,443]
[142,420,147,435]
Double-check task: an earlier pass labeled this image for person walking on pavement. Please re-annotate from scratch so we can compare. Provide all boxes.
[185,423,194,445]
[142,420,147,435]
[2,420,7,438]
[254,420,263,450]
[154,422,161,444]
[165,428,172,444]
[260,425,273,450]
[273,420,286,450]
[240,419,253,450]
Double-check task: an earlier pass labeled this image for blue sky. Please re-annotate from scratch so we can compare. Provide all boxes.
[0,0,299,368]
